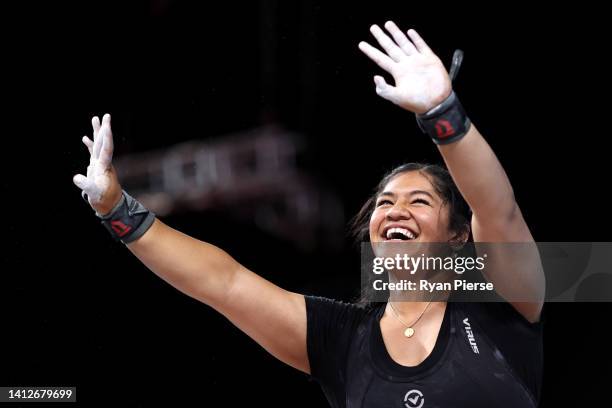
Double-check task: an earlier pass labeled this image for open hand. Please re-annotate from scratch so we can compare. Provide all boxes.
[358,21,452,114]
[72,114,122,215]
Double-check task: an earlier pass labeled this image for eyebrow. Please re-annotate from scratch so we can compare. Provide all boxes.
[377,190,436,201]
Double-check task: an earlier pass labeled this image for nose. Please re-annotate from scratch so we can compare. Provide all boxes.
[384,202,412,221]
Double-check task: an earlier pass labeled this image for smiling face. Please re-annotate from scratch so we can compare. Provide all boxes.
[369,170,457,244]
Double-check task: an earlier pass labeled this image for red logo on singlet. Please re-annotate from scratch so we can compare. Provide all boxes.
[435,119,456,138]
[111,220,132,237]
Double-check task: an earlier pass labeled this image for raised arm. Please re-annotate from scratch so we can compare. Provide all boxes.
[72,114,310,373]
[359,22,545,322]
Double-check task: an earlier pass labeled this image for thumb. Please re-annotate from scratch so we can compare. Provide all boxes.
[73,174,90,191]
[373,75,398,104]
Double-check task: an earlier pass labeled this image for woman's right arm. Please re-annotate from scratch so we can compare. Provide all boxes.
[127,219,310,373]
[73,114,310,374]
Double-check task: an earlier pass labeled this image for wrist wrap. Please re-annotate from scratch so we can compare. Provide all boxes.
[97,191,155,244]
[416,91,471,145]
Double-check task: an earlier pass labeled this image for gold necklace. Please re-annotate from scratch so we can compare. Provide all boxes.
[388,300,433,338]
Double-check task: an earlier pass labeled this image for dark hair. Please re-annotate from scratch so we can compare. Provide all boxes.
[349,162,472,307]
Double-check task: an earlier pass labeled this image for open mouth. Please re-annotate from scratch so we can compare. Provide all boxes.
[383,227,418,241]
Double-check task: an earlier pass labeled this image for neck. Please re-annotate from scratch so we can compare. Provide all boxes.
[387,267,453,302]
[386,266,451,320]
[386,297,449,328]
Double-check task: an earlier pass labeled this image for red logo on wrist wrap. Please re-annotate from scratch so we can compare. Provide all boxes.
[435,119,456,138]
[111,221,132,237]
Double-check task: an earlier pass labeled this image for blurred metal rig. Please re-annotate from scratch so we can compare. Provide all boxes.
[114,125,344,251]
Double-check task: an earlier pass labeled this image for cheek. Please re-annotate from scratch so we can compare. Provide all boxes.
[417,209,446,238]
[369,210,383,238]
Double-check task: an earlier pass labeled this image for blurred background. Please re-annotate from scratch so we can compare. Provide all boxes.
[2,0,610,406]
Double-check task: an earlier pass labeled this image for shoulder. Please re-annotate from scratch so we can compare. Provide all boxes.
[304,296,379,382]
[304,296,376,328]
[452,301,544,360]
[461,301,544,334]
[303,296,381,345]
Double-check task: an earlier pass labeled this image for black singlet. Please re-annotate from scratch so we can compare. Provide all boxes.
[305,296,543,407]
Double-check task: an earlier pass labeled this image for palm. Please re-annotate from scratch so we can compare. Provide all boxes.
[358,22,452,114]
[87,161,113,206]
[390,55,450,111]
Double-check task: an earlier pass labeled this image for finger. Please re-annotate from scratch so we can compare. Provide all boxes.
[93,135,103,161]
[102,113,111,127]
[369,24,406,62]
[407,29,433,54]
[82,136,93,155]
[91,116,101,140]
[73,174,91,191]
[92,116,102,159]
[98,125,114,169]
[373,75,398,104]
[384,21,417,55]
[358,41,395,73]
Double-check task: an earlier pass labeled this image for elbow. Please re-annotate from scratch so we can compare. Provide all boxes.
[505,199,521,224]
[501,187,519,222]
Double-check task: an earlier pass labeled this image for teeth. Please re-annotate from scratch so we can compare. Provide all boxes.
[386,227,415,240]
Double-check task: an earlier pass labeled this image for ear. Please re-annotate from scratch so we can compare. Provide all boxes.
[448,225,470,251]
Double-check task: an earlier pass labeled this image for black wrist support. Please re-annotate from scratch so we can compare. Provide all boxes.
[97,191,155,244]
[416,91,471,145]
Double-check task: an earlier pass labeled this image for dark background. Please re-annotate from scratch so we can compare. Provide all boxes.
[2,1,610,406]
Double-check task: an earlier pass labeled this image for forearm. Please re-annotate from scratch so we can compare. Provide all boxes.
[125,218,240,308]
[436,123,518,223]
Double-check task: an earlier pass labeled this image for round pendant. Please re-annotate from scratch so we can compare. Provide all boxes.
[404,327,415,338]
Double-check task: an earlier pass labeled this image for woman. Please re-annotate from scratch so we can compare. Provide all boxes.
[73,21,544,407]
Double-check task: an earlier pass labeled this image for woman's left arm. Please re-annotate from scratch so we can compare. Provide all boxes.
[437,125,544,323]
[359,21,544,322]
